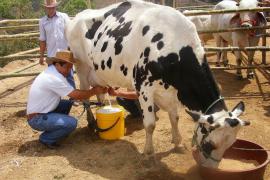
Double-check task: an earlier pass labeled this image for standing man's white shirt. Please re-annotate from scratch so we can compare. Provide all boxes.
[39,12,70,57]
[27,65,74,114]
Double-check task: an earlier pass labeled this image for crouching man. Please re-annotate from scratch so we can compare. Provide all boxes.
[26,50,107,148]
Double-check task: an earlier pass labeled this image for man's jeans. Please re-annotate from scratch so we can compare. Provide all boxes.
[28,100,77,145]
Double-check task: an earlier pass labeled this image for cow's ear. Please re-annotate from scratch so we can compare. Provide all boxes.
[230,14,240,25]
[231,101,245,117]
[256,12,267,25]
[185,109,200,122]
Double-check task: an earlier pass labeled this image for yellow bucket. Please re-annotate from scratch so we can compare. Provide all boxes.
[96,106,125,140]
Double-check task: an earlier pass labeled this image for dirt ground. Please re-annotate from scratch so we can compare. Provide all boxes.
[0,40,270,180]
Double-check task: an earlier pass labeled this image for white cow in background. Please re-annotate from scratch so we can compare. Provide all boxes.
[184,10,213,45]
[211,0,267,79]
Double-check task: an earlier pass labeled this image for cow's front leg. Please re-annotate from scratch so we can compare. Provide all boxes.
[233,40,243,80]
[138,91,156,156]
[246,51,255,79]
[221,40,229,67]
[75,65,96,128]
[168,109,182,148]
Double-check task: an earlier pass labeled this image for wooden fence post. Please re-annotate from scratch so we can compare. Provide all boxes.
[86,0,92,8]
[161,0,165,5]
[262,35,267,64]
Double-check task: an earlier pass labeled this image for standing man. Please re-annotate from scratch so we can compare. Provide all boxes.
[39,0,75,88]
[27,50,107,149]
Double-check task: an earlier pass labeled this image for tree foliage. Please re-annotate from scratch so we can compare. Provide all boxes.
[60,0,89,16]
[0,0,42,19]
[0,0,95,58]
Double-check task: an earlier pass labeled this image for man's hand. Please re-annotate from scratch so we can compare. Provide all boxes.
[108,87,119,96]
[92,86,108,95]
[39,56,45,65]
[108,87,138,99]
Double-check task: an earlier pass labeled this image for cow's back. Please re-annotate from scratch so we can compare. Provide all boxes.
[66,0,203,88]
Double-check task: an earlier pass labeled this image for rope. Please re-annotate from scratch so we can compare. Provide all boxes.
[204,96,224,114]
[192,126,221,162]
[233,147,270,151]
[75,101,104,120]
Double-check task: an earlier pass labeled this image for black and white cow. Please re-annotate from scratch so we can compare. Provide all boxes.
[66,0,250,168]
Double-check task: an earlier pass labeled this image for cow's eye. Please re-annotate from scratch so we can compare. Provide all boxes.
[225,118,239,127]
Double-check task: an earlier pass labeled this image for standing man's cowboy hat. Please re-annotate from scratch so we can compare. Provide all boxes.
[43,0,60,8]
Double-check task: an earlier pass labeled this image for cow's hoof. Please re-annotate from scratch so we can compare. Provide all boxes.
[143,146,154,156]
[142,154,157,168]
[173,144,187,154]
[236,74,243,80]
[223,60,229,67]
[171,135,182,146]
[247,73,254,79]
[215,62,221,67]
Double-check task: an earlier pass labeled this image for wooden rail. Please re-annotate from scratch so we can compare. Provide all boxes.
[0,72,40,78]
[204,46,270,51]
[0,54,44,62]
[0,24,38,31]
[176,5,214,10]
[198,25,270,34]
[3,48,39,57]
[183,7,270,16]
[0,32,39,41]
[211,64,270,70]
[0,19,39,25]
[0,62,40,80]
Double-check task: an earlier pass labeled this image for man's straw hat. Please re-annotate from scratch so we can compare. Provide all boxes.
[43,0,59,8]
[53,50,76,64]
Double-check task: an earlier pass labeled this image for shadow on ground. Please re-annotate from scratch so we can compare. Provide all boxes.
[213,70,251,98]
[263,105,270,117]
[18,127,199,179]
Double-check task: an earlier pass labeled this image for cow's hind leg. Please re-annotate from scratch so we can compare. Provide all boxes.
[154,88,182,149]
[74,64,96,129]
[232,42,243,80]
[221,40,229,67]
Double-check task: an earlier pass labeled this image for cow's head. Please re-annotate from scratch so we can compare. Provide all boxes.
[230,0,266,27]
[186,101,250,168]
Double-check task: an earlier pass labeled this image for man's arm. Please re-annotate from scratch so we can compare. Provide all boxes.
[39,18,47,65]
[39,41,46,65]
[108,87,138,99]
[68,86,107,100]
